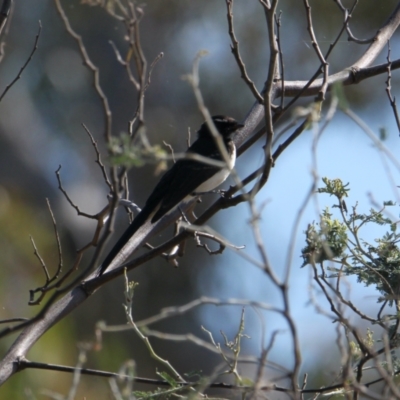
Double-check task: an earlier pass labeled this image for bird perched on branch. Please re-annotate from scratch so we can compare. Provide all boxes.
[98,115,244,275]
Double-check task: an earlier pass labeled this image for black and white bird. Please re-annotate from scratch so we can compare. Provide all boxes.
[98,115,244,275]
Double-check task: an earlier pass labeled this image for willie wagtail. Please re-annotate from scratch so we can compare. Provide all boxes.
[98,115,243,275]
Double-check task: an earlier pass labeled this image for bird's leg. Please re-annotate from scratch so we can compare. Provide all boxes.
[216,188,232,198]
[166,201,198,261]
[164,217,183,266]
[193,188,231,198]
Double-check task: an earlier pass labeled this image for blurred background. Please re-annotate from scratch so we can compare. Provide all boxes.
[1,0,400,397]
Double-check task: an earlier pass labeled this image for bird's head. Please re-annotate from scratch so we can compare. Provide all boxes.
[197,115,244,139]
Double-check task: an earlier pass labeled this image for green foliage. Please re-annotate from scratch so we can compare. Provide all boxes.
[302,177,400,303]
[317,177,350,199]
[156,371,179,388]
[349,328,374,363]
[132,371,190,399]
[301,208,348,266]
[109,132,168,172]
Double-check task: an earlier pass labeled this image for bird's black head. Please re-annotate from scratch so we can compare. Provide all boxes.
[197,115,244,139]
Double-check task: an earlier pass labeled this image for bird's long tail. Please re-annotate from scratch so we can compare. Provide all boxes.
[98,206,153,275]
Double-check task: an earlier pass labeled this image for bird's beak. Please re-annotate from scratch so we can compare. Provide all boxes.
[236,122,245,129]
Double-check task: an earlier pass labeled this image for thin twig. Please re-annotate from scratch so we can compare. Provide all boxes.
[46,198,63,279]
[109,40,140,90]
[144,52,164,92]
[81,123,112,191]
[252,330,281,399]
[0,317,29,324]
[278,0,356,115]
[335,0,374,44]
[29,236,50,281]
[385,41,400,135]
[303,0,329,101]
[274,11,285,110]
[123,270,185,382]
[259,0,280,194]
[53,0,113,146]
[55,166,99,220]
[225,0,263,103]
[0,21,41,102]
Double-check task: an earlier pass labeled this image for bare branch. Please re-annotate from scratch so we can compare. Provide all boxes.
[53,0,113,146]
[46,198,63,279]
[385,42,400,135]
[0,21,41,102]
[55,166,100,220]
[303,0,329,101]
[0,317,29,324]
[274,11,285,110]
[29,236,50,281]
[225,0,263,103]
[81,123,112,191]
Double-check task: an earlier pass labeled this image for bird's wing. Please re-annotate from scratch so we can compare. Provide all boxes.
[148,137,226,222]
[149,158,221,222]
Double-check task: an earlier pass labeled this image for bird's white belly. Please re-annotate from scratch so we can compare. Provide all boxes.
[194,146,236,193]
[195,168,231,193]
